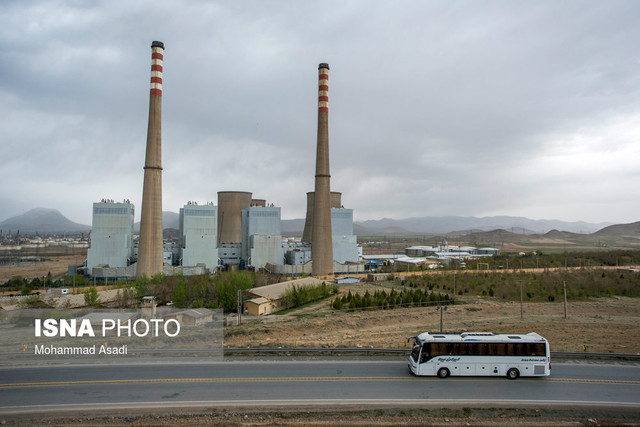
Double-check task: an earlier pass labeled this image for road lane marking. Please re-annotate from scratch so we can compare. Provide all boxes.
[1,376,639,388]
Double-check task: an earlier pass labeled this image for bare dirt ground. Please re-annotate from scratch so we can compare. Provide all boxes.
[226,281,640,354]
[0,254,85,283]
[5,406,639,426]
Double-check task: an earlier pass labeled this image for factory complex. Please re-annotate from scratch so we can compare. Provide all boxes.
[84,42,497,281]
[86,46,360,280]
[86,194,362,279]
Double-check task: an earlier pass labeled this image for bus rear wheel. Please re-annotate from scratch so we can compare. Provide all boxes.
[437,368,450,378]
[507,368,519,380]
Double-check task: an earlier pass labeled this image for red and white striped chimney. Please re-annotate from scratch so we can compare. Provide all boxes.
[137,41,165,278]
[311,63,334,276]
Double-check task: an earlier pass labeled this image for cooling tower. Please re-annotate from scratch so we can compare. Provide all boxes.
[311,63,333,276]
[137,41,164,278]
[217,191,252,245]
[302,191,341,243]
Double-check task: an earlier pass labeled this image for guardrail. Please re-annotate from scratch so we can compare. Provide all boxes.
[224,347,640,360]
[0,347,637,360]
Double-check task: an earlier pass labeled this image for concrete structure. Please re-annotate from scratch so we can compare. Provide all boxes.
[87,200,135,275]
[250,199,266,207]
[284,247,311,265]
[217,191,252,245]
[266,260,364,276]
[311,63,333,276]
[179,203,217,271]
[244,297,276,316]
[218,243,242,269]
[302,191,341,243]
[331,208,358,263]
[164,308,214,326]
[137,40,165,278]
[141,296,157,318]
[91,264,206,281]
[335,276,361,284]
[242,205,283,269]
[243,277,325,315]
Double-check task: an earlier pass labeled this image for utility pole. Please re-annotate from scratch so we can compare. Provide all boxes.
[237,289,242,325]
[437,305,447,332]
[563,281,567,319]
[520,281,524,320]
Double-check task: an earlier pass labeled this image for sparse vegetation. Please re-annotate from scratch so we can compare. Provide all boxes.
[397,267,640,302]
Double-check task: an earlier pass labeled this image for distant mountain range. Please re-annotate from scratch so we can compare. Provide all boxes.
[283,216,614,236]
[0,208,90,234]
[133,211,180,232]
[1,208,635,239]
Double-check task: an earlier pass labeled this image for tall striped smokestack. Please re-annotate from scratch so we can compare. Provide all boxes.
[311,63,333,276]
[137,41,164,278]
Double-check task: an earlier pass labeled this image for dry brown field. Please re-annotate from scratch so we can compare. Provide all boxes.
[225,282,640,354]
[0,254,85,283]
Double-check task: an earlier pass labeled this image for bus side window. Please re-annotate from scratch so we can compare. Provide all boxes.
[445,343,454,355]
[459,343,469,355]
[431,342,445,357]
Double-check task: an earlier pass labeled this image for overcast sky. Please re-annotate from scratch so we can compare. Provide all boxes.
[1,0,638,226]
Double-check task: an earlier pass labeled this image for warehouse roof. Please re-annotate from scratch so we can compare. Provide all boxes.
[247,277,325,300]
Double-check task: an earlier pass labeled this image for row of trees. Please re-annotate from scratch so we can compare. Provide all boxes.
[397,267,640,301]
[332,288,454,311]
[466,250,640,270]
[280,282,339,309]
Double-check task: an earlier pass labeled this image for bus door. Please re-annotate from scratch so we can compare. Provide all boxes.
[419,343,436,375]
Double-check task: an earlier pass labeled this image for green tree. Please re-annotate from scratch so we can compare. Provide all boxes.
[84,287,101,307]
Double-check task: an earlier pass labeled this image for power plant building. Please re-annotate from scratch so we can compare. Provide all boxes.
[88,56,365,278]
[179,203,218,271]
[331,208,358,263]
[87,200,135,275]
[242,205,284,269]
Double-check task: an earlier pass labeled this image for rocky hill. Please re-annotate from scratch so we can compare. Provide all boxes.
[0,208,90,234]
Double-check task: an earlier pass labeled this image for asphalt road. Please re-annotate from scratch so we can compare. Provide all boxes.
[0,361,638,414]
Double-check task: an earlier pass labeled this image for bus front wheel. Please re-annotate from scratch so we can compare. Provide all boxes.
[507,368,519,380]
[437,368,450,378]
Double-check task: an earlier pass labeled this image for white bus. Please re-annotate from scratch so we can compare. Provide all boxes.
[408,331,550,379]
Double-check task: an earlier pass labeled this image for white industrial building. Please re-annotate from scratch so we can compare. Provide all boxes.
[331,208,359,263]
[86,200,135,275]
[242,205,284,269]
[86,195,362,277]
[179,203,218,271]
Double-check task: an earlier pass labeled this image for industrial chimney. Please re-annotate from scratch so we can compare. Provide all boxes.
[311,63,333,276]
[137,41,165,278]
